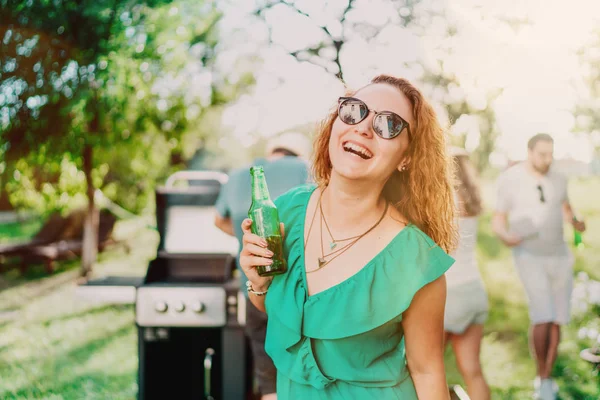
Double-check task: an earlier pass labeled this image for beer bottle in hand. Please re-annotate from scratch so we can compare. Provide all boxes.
[248,166,287,276]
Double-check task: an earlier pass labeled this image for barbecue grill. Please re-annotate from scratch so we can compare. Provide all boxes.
[135,170,252,400]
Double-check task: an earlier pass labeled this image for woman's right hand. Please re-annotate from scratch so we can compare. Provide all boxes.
[239,218,282,292]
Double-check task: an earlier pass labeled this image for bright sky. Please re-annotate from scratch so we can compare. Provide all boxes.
[218,0,600,165]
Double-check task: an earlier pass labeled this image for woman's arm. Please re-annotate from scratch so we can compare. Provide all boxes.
[402,275,450,400]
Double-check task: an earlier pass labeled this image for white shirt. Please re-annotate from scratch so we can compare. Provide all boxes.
[446,216,483,287]
[496,162,569,256]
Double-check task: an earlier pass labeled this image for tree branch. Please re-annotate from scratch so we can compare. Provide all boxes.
[253,0,357,81]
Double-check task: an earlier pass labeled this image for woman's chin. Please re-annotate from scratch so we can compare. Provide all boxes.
[331,165,371,182]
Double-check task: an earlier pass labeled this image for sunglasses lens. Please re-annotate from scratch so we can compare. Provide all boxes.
[339,99,368,125]
[374,113,405,139]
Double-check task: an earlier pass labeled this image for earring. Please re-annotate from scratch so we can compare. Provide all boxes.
[400,165,407,171]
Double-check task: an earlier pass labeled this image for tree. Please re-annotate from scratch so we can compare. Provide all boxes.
[253,0,425,82]
[573,30,600,157]
[250,0,501,171]
[0,0,233,276]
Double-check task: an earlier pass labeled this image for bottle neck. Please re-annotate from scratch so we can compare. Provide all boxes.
[251,171,271,201]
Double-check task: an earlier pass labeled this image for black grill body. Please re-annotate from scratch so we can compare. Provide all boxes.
[136,171,253,400]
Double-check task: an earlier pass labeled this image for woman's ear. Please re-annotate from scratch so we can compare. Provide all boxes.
[397,157,411,172]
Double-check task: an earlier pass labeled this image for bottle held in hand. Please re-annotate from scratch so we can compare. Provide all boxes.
[248,166,287,276]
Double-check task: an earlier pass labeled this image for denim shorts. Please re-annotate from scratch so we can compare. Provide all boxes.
[444,279,489,334]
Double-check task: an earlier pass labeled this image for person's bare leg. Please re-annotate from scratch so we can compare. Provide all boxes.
[262,394,277,400]
[544,323,560,378]
[444,332,451,347]
[531,323,552,379]
[451,324,491,400]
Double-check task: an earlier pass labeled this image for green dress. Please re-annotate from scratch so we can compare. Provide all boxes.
[266,185,455,399]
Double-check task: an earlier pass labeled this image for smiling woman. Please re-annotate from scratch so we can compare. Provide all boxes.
[313,75,457,253]
[239,74,458,400]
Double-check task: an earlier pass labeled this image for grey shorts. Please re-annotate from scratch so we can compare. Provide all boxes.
[513,251,574,325]
[245,300,277,395]
[444,279,489,334]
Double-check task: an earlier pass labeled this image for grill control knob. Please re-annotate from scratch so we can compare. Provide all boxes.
[154,301,168,313]
[173,301,185,313]
[191,301,206,313]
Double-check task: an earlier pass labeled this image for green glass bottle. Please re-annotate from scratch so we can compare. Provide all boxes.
[573,217,584,249]
[248,166,287,276]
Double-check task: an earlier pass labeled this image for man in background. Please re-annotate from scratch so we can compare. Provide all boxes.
[492,133,586,400]
[214,131,311,400]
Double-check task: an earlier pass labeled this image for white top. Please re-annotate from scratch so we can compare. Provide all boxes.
[446,216,483,287]
[495,162,569,256]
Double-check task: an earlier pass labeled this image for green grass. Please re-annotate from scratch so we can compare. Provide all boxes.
[1,180,600,399]
[0,218,156,400]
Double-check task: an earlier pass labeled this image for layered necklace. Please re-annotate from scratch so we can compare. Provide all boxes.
[305,188,389,274]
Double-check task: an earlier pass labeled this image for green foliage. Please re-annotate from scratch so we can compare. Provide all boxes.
[420,69,503,174]
[0,217,42,243]
[574,30,600,156]
[7,156,90,215]
[1,0,248,215]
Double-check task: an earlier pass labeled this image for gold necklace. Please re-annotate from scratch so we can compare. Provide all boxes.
[305,189,389,273]
[319,193,362,250]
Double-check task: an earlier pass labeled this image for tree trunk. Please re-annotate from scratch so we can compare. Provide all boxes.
[0,167,15,211]
[81,144,99,278]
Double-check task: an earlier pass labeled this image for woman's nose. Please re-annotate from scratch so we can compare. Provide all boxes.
[355,113,375,138]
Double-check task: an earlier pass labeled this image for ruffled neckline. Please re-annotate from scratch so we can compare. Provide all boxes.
[297,185,414,300]
[265,184,454,387]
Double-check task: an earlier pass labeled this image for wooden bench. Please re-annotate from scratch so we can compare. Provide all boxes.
[0,210,118,274]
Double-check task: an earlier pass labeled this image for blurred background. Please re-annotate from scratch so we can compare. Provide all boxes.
[1,0,599,399]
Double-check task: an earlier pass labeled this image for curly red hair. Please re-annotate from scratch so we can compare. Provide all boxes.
[312,75,458,253]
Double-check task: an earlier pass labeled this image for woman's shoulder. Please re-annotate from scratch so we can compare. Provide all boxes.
[382,206,451,264]
[385,208,436,248]
[385,223,454,282]
[403,223,438,247]
[274,183,316,205]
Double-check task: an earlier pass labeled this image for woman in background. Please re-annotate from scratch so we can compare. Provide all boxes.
[444,147,491,400]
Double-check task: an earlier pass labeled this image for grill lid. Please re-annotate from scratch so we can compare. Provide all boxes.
[148,170,240,283]
[162,205,238,255]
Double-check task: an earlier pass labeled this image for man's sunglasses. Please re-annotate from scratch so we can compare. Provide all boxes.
[537,184,546,203]
[337,97,412,140]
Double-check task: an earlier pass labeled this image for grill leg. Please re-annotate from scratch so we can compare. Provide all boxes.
[222,327,249,400]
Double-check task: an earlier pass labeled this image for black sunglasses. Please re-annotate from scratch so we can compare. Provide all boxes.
[537,184,545,203]
[337,97,412,141]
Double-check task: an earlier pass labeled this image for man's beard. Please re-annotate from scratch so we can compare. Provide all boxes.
[534,164,550,174]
